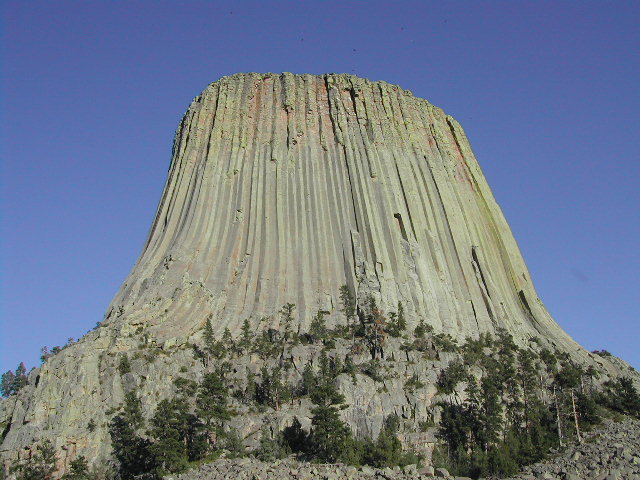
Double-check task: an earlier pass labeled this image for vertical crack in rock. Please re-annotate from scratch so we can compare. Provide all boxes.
[518,289,535,319]
[394,160,417,240]
[446,116,464,158]
[471,246,491,300]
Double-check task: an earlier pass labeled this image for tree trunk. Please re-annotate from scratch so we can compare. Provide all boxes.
[553,385,564,447]
[571,389,582,443]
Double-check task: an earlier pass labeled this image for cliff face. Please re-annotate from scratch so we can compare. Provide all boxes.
[1,73,631,473]
[109,72,575,345]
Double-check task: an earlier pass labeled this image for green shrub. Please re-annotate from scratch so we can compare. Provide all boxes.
[255,424,290,461]
[413,319,432,338]
[432,333,458,352]
[62,456,90,480]
[592,349,612,357]
[405,374,424,392]
[118,356,131,375]
[387,303,407,338]
[602,377,640,417]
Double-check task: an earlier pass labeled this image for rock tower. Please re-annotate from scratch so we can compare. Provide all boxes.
[109,72,577,345]
[1,73,629,473]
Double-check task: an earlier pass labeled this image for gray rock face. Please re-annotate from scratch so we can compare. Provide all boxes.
[105,72,581,346]
[1,73,636,474]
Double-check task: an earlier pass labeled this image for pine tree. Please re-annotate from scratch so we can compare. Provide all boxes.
[387,302,407,338]
[169,380,208,462]
[308,403,352,463]
[253,330,278,360]
[309,311,328,343]
[282,417,308,453]
[478,372,503,451]
[306,352,353,463]
[173,377,198,397]
[40,347,51,364]
[14,363,28,390]
[223,428,246,458]
[493,333,519,418]
[185,414,208,461]
[202,316,219,365]
[239,319,253,353]
[397,302,406,333]
[1,370,16,397]
[437,401,471,460]
[109,391,154,478]
[517,350,538,435]
[196,373,233,448]
[203,316,215,350]
[256,424,289,461]
[575,390,600,427]
[339,285,357,339]
[362,415,404,467]
[362,296,387,359]
[241,370,257,404]
[281,303,296,343]
[414,319,427,338]
[344,355,357,380]
[436,360,467,398]
[2,363,29,397]
[61,456,89,480]
[300,362,315,397]
[604,376,640,417]
[222,327,235,356]
[257,365,291,409]
[461,375,482,448]
[148,398,191,474]
[555,361,583,390]
[339,285,356,320]
[309,352,343,407]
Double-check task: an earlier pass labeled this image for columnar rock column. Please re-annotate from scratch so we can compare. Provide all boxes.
[108,72,577,351]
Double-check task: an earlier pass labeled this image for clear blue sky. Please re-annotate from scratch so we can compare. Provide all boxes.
[1,1,638,374]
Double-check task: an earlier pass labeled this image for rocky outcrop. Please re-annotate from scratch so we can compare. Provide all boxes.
[1,73,636,474]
